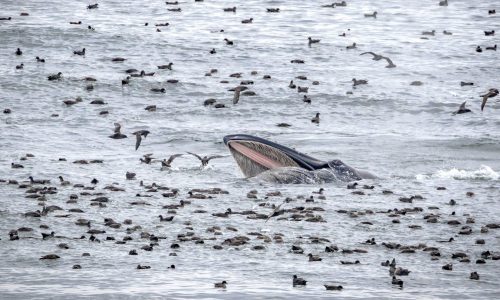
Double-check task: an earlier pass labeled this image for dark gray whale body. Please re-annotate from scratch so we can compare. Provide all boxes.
[223,134,375,183]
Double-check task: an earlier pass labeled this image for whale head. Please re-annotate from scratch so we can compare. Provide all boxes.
[223,134,326,178]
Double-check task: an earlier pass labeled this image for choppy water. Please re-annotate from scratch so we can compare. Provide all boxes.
[1,0,499,299]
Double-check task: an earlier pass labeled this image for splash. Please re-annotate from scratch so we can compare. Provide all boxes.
[416,165,499,181]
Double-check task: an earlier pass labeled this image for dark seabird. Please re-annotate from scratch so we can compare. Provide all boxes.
[308,37,320,44]
[109,123,127,139]
[346,43,357,50]
[324,285,343,291]
[48,72,62,81]
[36,56,45,62]
[158,63,173,70]
[241,18,253,24]
[187,152,223,167]
[16,48,22,55]
[214,281,227,288]
[15,63,24,69]
[133,130,150,150]
[87,4,98,9]
[223,7,236,12]
[161,154,183,169]
[293,275,307,286]
[73,48,86,56]
[311,113,320,124]
[453,102,471,115]
[480,88,498,111]
[364,11,377,18]
[352,78,368,86]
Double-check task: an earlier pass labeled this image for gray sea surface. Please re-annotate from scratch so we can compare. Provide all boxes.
[1,0,499,299]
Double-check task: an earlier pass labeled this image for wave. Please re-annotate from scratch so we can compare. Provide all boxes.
[416,165,499,181]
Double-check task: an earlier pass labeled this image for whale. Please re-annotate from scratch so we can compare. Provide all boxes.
[223,134,376,183]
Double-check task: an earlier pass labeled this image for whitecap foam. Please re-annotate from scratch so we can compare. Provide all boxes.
[416,165,499,181]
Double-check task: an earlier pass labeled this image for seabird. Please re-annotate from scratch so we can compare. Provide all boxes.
[214,281,227,288]
[48,72,62,81]
[480,88,498,111]
[241,18,253,24]
[364,11,377,18]
[16,48,22,55]
[133,130,150,150]
[187,152,223,167]
[109,123,127,139]
[311,113,320,124]
[223,7,236,12]
[161,154,183,170]
[158,63,173,70]
[346,43,357,50]
[73,48,86,56]
[308,37,320,44]
[352,78,368,86]
[453,102,471,115]
[293,275,307,286]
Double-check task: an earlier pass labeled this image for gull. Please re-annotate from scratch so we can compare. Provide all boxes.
[187,152,223,167]
[133,130,150,150]
[480,88,499,111]
[161,154,183,170]
[109,123,127,139]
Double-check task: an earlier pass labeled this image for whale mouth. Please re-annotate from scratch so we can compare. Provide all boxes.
[223,134,324,178]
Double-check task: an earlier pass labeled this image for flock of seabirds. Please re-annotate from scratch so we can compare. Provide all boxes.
[1,0,499,294]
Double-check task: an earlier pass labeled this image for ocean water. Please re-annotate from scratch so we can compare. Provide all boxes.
[1,0,499,299]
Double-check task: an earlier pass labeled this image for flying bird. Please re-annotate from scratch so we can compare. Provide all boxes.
[161,154,183,170]
[187,152,223,167]
[453,102,471,115]
[133,130,150,150]
[480,88,499,111]
[361,52,396,68]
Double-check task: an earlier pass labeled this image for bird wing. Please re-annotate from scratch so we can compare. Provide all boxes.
[381,56,395,65]
[265,200,286,223]
[459,101,467,111]
[144,153,154,158]
[187,152,203,161]
[481,94,489,111]
[135,134,142,150]
[233,88,241,104]
[167,154,183,164]
[360,52,377,57]
[113,123,121,133]
[206,155,224,162]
